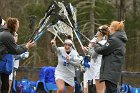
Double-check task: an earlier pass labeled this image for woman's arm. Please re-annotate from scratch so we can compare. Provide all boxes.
[2,32,27,55]
[52,45,61,54]
[51,39,61,54]
[94,37,121,55]
[69,51,83,67]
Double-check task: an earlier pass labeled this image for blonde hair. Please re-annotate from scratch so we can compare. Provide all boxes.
[110,21,124,31]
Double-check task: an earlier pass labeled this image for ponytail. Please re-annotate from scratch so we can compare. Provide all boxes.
[117,21,124,30]
[111,20,125,31]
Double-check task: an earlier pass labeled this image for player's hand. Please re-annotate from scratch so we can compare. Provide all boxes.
[66,55,70,62]
[51,39,56,46]
[26,41,36,50]
[82,46,88,52]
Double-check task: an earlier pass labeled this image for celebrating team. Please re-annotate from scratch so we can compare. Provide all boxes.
[51,21,127,93]
[0,15,127,93]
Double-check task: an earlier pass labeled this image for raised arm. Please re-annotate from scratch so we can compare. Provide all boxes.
[51,39,61,54]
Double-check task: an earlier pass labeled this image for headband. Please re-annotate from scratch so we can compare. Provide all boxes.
[64,39,73,44]
[90,37,97,43]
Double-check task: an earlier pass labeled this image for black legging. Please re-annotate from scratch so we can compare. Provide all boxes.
[1,73,9,93]
[105,80,117,93]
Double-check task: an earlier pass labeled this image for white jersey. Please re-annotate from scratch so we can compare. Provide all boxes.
[83,39,107,87]
[93,39,107,79]
[54,47,81,86]
[83,60,96,88]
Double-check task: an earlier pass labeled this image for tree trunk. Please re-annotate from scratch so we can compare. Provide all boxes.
[89,0,95,38]
[115,0,120,20]
[133,0,137,18]
[119,0,125,21]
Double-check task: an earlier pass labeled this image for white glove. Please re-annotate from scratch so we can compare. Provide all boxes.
[20,52,29,59]
[24,52,29,58]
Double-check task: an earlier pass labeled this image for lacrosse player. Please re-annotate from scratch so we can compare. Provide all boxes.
[51,35,82,93]
[82,25,109,93]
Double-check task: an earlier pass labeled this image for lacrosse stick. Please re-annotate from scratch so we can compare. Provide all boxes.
[66,3,90,42]
[58,2,84,48]
[58,2,91,69]
[29,0,57,42]
[66,4,91,70]
[56,13,90,42]
[33,17,65,42]
[33,24,53,42]
[47,20,77,49]
[48,23,64,44]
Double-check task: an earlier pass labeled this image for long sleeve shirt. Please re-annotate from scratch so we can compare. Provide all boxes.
[52,45,82,77]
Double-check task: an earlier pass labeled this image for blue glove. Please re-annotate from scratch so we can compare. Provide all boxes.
[83,62,90,68]
[83,55,90,68]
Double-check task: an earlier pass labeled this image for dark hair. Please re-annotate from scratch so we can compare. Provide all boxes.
[98,25,109,36]
[66,35,72,40]
[7,17,19,33]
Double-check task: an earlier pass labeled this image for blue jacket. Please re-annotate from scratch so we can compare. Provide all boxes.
[0,54,13,75]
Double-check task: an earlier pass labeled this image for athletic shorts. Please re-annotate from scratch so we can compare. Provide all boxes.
[83,67,95,88]
[9,71,16,80]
